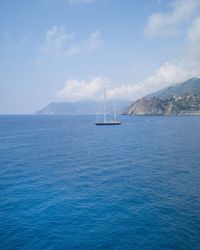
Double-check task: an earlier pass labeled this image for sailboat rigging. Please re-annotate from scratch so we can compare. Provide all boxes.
[95,88,121,125]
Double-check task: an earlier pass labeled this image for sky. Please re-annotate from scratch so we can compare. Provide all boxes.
[1,0,200,114]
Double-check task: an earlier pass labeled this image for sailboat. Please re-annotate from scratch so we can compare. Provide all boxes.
[95,88,121,125]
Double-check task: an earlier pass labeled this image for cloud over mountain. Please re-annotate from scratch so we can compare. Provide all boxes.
[141,0,200,99]
[56,77,110,101]
[56,63,191,101]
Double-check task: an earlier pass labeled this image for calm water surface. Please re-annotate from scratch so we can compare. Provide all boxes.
[0,115,200,250]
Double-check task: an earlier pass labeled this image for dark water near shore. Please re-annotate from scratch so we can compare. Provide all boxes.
[0,115,200,250]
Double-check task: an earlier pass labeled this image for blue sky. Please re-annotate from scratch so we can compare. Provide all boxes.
[1,0,200,114]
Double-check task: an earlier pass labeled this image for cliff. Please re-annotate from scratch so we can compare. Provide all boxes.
[124,78,200,115]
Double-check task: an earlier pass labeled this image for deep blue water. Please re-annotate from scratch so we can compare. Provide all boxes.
[0,115,200,250]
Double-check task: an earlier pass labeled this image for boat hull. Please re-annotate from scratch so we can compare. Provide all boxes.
[95,121,121,125]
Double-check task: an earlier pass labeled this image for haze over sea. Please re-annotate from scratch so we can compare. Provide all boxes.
[0,115,200,250]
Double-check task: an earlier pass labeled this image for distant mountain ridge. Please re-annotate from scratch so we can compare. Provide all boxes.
[36,99,131,115]
[124,78,200,115]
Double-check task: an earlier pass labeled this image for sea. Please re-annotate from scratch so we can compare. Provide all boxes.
[0,115,200,250]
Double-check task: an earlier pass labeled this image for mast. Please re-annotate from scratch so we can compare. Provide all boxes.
[114,102,117,122]
[104,88,106,122]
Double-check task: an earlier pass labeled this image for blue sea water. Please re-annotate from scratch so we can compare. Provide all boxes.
[0,115,200,250]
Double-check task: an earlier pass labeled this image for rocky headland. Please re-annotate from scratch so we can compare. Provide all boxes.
[124,78,200,115]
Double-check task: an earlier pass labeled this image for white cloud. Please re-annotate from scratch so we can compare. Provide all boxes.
[56,27,200,102]
[134,12,200,98]
[137,2,200,101]
[187,16,200,42]
[56,77,110,101]
[42,26,74,55]
[145,0,200,37]
[65,44,80,56]
[109,62,200,100]
[42,26,102,57]
[56,2,200,102]
[56,62,196,101]
[87,31,103,51]
[56,57,200,101]
[183,15,200,64]
[56,32,200,102]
